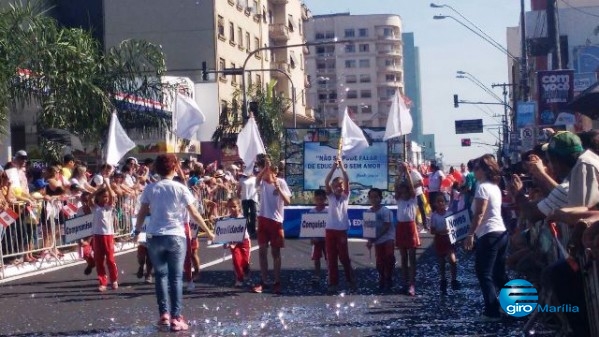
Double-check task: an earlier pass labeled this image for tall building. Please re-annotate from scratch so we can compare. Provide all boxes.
[402,32,422,140]
[304,13,404,127]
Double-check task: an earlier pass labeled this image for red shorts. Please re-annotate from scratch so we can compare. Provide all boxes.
[395,221,421,249]
[257,216,285,248]
[434,234,454,257]
[311,239,326,261]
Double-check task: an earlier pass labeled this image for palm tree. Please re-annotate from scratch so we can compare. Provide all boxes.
[0,1,167,162]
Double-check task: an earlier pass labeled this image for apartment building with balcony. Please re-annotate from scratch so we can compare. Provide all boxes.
[305,13,404,127]
[267,0,313,126]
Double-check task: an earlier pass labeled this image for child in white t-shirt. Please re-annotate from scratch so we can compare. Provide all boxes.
[310,189,328,285]
[365,188,395,292]
[429,193,460,295]
[91,181,118,292]
[225,197,251,287]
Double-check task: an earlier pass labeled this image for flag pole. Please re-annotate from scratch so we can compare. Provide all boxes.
[402,134,407,162]
[337,136,343,161]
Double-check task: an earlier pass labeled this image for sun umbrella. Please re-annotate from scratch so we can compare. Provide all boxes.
[39,128,84,151]
[567,81,599,119]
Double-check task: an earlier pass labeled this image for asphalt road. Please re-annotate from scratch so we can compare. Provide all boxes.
[0,234,555,337]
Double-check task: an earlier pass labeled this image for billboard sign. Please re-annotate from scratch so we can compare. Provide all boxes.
[536,70,574,126]
[454,119,483,134]
[516,101,536,128]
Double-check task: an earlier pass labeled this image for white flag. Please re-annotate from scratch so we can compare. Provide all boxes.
[236,117,265,174]
[106,112,136,166]
[175,93,206,140]
[383,91,413,141]
[341,108,369,156]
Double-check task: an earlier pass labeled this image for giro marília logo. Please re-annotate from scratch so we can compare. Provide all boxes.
[498,279,539,317]
[498,279,580,317]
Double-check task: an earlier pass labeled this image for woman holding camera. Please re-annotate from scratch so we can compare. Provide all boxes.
[464,154,507,321]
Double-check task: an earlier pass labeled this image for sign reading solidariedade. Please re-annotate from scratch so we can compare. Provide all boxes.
[213,218,247,244]
[299,213,327,238]
[303,142,388,190]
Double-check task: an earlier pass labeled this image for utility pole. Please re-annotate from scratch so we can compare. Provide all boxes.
[491,83,514,160]
[546,0,562,69]
[520,0,529,100]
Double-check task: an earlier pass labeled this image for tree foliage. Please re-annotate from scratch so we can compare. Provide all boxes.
[212,80,289,162]
[0,1,167,163]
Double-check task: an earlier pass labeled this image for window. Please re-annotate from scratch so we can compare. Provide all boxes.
[245,32,250,51]
[217,16,225,37]
[256,74,261,87]
[254,37,260,56]
[345,44,355,53]
[360,90,371,98]
[264,43,269,61]
[347,105,358,114]
[318,93,328,100]
[344,60,356,68]
[237,27,243,43]
[316,62,326,70]
[290,52,296,68]
[359,43,369,52]
[359,59,370,68]
[299,20,302,36]
[315,32,325,40]
[325,31,335,39]
[344,29,355,37]
[288,14,294,32]
[359,74,371,83]
[231,62,237,84]
[383,28,393,37]
[358,28,368,37]
[385,74,396,82]
[219,58,226,81]
[361,105,372,114]
[300,54,303,70]
[386,88,396,97]
[316,46,325,55]
[221,100,228,120]
[345,75,357,83]
[385,59,395,66]
[229,22,235,43]
[346,90,357,99]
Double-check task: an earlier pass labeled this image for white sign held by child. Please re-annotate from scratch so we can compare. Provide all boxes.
[445,209,471,244]
[362,211,377,239]
[64,213,94,243]
[299,213,327,238]
[213,218,247,243]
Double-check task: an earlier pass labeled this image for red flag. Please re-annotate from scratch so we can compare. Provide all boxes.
[0,208,18,227]
[61,203,78,218]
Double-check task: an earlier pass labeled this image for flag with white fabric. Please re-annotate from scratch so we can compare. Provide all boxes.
[340,107,369,156]
[175,92,206,140]
[106,112,136,166]
[383,91,413,141]
[236,117,265,175]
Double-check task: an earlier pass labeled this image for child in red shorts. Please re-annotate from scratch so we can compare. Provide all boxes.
[394,162,420,296]
[224,197,251,287]
[184,220,201,291]
[430,193,459,295]
[310,189,328,285]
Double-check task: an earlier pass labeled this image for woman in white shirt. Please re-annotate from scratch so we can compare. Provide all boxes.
[464,154,507,321]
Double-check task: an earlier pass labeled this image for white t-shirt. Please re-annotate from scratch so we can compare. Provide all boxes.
[326,193,350,230]
[239,176,258,202]
[409,170,424,196]
[428,170,445,192]
[92,205,115,235]
[259,178,291,223]
[567,150,599,208]
[140,179,196,238]
[473,182,506,237]
[370,206,395,245]
[396,197,417,222]
[430,212,448,233]
[124,174,135,188]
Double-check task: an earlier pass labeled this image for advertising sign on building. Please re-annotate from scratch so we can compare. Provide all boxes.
[516,101,536,128]
[536,70,574,127]
[454,119,483,134]
[573,72,597,95]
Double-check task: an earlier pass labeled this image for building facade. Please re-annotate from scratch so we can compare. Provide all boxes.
[305,13,404,127]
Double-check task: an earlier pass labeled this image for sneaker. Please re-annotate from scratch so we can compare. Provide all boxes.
[399,285,409,295]
[408,284,416,296]
[349,280,358,293]
[440,280,447,295]
[451,279,461,290]
[327,285,338,294]
[98,285,107,292]
[251,283,264,293]
[136,266,144,279]
[145,275,153,284]
[170,316,189,332]
[419,228,428,234]
[84,265,93,275]
[272,282,281,295]
[111,282,119,290]
[311,275,320,286]
[157,313,170,330]
[234,280,244,288]
[187,281,195,291]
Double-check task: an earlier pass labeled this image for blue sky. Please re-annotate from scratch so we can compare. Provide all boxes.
[302,0,528,166]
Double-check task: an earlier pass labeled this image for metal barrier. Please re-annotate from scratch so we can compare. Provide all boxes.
[0,194,139,279]
[580,254,599,337]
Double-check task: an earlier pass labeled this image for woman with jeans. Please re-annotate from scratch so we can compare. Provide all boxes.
[134,154,214,332]
[463,154,507,321]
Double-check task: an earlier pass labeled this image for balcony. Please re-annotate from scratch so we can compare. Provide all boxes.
[378,65,402,73]
[269,24,289,42]
[377,48,401,55]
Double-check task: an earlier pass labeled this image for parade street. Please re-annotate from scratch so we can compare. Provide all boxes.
[0,235,554,337]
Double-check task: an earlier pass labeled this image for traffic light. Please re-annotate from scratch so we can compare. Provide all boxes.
[453,94,459,108]
[202,61,208,81]
[461,138,471,147]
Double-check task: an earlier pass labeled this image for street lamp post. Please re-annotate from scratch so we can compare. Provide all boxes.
[241,39,350,126]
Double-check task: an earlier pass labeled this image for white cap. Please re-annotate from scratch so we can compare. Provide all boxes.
[15,150,27,158]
